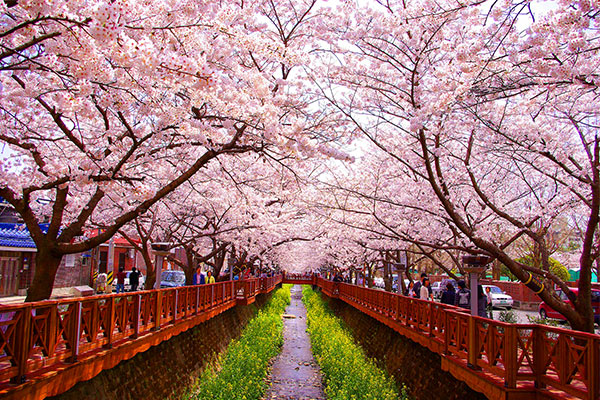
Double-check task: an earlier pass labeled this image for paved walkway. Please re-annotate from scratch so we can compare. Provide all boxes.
[264,285,325,400]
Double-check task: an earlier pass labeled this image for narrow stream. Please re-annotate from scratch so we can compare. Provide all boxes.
[263,285,325,400]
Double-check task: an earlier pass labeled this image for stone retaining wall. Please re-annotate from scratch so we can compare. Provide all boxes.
[324,295,487,400]
[50,293,272,400]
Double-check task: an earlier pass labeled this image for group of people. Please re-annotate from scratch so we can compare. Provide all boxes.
[404,273,434,301]
[404,273,494,319]
[192,268,216,285]
[108,265,276,294]
[115,266,141,294]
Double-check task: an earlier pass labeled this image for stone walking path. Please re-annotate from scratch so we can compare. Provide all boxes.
[263,285,325,400]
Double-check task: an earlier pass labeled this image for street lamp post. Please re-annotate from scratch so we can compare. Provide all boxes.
[151,243,170,289]
[462,254,492,316]
[395,262,406,294]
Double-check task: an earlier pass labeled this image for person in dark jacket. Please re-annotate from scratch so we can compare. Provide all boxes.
[477,285,488,318]
[413,272,427,299]
[440,282,456,305]
[129,267,140,292]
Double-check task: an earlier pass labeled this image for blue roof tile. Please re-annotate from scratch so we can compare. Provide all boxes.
[0,223,37,249]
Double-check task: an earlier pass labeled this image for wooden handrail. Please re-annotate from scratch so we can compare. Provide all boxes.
[316,277,600,400]
[0,275,283,390]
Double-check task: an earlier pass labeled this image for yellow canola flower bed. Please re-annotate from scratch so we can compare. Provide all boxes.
[302,286,408,400]
[187,284,291,400]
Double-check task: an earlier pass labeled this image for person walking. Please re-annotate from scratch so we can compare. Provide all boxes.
[477,285,488,318]
[129,267,140,292]
[455,280,471,309]
[404,281,416,297]
[440,282,456,305]
[485,286,494,319]
[192,267,205,285]
[413,272,427,299]
[420,278,434,301]
[115,267,126,294]
[207,270,216,284]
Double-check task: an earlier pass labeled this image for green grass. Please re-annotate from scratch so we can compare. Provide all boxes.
[302,285,408,400]
[186,284,291,400]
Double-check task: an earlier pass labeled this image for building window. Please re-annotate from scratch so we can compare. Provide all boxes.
[99,251,107,273]
[65,254,76,268]
[119,252,126,269]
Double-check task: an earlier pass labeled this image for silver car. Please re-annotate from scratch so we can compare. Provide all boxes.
[482,285,513,309]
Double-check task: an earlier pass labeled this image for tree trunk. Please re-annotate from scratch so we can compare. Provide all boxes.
[25,247,63,302]
[184,248,196,285]
[569,313,596,334]
[213,248,226,281]
[492,260,501,281]
[383,253,392,292]
[142,246,156,290]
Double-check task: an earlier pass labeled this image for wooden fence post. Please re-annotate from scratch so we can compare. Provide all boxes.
[467,316,478,369]
[70,301,82,362]
[588,337,599,400]
[11,305,32,384]
[47,305,58,359]
[532,325,546,389]
[173,289,178,323]
[154,291,162,331]
[504,325,517,388]
[131,294,141,339]
[104,297,116,349]
[444,311,450,355]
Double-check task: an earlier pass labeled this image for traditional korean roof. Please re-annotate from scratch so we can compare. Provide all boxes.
[0,223,47,249]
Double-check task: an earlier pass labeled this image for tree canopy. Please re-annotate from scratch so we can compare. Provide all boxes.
[1,0,599,331]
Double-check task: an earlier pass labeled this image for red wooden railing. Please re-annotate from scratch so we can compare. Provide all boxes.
[282,273,317,285]
[317,278,600,400]
[0,275,282,397]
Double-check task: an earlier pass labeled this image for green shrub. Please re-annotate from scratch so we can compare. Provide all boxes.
[497,309,518,324]
[188,284,291,400]
[302,286,408,400]
[501,256,569,282]
[526,314,561,327]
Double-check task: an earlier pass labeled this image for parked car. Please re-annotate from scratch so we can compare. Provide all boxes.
[431,281,443,299]
[539,288,600,324]
[435,278,458,300]
[160,270,186,288]
[124,271,145,291]
[482,285,513,309]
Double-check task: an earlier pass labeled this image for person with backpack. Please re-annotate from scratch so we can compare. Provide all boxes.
[440,282,456,305]
[455,280,471,309]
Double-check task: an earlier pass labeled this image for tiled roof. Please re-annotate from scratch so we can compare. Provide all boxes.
[0,223,37,249]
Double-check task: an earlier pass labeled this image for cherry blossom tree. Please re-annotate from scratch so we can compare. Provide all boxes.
[0,0,346,301]
[318,0,600,331]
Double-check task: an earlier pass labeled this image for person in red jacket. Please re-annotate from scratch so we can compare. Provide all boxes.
[116,267,127,293]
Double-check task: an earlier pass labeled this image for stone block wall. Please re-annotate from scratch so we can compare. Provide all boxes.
[50,293,272,400]
[325,296,487,400]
